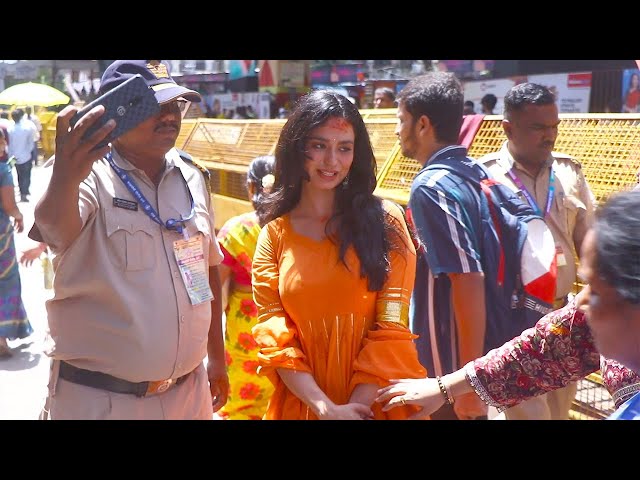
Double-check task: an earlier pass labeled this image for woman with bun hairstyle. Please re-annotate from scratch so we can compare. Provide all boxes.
[215,155,276,419]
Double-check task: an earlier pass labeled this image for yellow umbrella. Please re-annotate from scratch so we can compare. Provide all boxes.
[0,82,70,107]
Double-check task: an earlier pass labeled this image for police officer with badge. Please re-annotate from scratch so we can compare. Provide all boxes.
[478,82,595,421]
[32,60,229,419]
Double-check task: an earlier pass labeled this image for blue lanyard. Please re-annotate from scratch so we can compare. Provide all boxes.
[106,153,195,235]
[507,166,555,217]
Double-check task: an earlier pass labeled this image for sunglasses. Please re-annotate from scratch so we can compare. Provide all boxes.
[159,98,191,120]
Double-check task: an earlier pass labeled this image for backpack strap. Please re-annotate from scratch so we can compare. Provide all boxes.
[426,158,507,286]
[479,178,505,286]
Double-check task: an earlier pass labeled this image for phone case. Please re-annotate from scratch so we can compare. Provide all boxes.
[70,74,160,149]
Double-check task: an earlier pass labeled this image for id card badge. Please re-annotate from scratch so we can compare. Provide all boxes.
[173,233,214,305]
[556,244,568,267]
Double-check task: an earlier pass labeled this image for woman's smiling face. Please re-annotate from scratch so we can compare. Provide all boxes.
[302,116,354,192]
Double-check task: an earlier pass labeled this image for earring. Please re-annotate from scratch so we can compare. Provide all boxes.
[342,174,349,189]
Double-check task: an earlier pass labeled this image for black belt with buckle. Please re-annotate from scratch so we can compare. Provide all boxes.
[58,361,193,397]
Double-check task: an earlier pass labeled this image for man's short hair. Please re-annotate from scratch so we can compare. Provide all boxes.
[481,93,497,110]
[375,87,396,101]
[503,83,555,120]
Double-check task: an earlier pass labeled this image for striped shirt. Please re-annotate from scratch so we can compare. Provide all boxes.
[408,145,494,376]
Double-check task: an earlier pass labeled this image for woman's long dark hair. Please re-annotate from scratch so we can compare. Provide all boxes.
[246,155,275,227]
[263,90,408,291]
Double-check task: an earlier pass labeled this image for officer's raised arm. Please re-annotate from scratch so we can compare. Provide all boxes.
[34,105,114,252]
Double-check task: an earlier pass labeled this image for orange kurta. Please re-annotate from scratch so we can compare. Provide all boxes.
[251,202,427,419]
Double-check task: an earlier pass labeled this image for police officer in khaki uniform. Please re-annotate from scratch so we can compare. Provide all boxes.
[479,82,595,421]
[32,60,229,419]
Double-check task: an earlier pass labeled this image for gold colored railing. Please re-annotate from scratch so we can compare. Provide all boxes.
[376,114,640,206]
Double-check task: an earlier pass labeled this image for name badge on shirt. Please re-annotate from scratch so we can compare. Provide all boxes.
[113,197,138,211]
[173,233,214,306]
[556,244,568,267]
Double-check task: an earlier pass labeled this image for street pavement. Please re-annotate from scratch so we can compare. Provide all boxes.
[0,163,54,420]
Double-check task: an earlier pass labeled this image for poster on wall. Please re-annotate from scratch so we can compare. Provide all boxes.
[463,72,592,115]
[462,78,518,114]
[528,72,592,113]
[621,69,640,112]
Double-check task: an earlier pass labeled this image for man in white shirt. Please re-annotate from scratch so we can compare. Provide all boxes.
[8,109,36,202]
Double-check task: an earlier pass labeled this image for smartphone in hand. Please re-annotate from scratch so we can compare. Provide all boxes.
[69,74,160,149]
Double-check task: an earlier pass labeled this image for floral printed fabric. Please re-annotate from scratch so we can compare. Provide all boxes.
[601,358,640,409]
[216,212,273,419]
[465,299,640,413]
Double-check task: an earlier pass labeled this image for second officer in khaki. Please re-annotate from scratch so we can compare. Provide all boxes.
[479,82,595,420]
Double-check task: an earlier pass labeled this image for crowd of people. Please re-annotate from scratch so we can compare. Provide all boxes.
[2,60,639,421]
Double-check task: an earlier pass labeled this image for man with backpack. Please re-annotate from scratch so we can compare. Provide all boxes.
[396,72,557,420]
[478,82,595,420]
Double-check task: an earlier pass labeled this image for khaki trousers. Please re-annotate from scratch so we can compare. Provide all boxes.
[488,382,578,420]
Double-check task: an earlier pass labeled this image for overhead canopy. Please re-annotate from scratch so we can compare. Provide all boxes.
[0,82,70,107]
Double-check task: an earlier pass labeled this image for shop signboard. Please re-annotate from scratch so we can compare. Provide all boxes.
[528,72,592,113]
[463,72,592,114]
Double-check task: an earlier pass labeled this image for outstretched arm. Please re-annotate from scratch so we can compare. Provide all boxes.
[376,289,601,417]
[34,105,113,252]
[375,368,473,420]
[20,242,48,267]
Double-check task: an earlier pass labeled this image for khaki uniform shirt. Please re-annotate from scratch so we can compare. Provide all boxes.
[41,148,223,383]
[479,142,595,299]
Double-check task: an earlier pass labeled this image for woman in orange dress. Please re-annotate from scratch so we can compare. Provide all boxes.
[251,90,427,420]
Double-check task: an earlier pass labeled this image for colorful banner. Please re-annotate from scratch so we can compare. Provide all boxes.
[311,64,362,84]
[228,60,257,81]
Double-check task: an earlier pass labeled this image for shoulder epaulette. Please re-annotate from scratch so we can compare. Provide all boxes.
[477,151,500,164]
[552,151,582,168]
[176,148,212,195]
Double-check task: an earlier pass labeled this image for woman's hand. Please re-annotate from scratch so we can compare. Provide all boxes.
[12,212,23,233]
[319,402,373,420]
[375,377,444,420]
[20,242,47,267]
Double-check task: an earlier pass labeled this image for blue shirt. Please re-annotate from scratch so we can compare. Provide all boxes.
[408,145,493,376]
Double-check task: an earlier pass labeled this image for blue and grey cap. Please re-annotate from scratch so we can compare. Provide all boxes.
[99,60,201,104]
